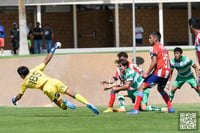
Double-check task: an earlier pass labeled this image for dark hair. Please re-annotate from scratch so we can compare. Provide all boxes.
[150,32,161,41]
[17,66,29,76]
[188,17,200,29]
[117,52,128,59]
[174,47,183,54]
[117,59,129,68]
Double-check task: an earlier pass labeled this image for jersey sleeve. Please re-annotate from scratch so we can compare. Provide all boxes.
[170,59,175,71]
[19,83,27,95]
[195,34,200,64]
[34,63,46,71]
[188,57,194,66]
[133,64,143,74]
[150,47,157,58]
[113,69,120,80]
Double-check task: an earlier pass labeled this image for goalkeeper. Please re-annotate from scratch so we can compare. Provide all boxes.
[12,42,99,115]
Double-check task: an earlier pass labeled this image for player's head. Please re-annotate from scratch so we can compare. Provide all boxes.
[174,47,183,54]
[17,66,29,79]
[149,32,161,45]
[117,59,129,73]
[188,17,200,34]
[174,47,183,61]
[117,52,128,60]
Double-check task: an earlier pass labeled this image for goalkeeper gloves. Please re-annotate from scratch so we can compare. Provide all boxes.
[12,97,17,105]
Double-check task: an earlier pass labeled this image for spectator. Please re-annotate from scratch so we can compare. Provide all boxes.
[135,23,144,45]
[0,24,5,55]
[27,23,33,54]
[10,22,19,55]
[44,24,54,53]
[33,22,43,54]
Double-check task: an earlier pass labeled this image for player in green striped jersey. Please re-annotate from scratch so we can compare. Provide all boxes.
[112,59,167,112]
[167,47,200,102]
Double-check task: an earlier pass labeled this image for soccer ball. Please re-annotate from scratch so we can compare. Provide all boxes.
[56,42,62,48]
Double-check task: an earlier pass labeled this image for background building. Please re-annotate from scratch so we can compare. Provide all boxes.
[0,1,199,50]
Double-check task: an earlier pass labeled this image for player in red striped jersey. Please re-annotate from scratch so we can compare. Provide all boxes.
[189,17,200,86]
[129,32,175,115]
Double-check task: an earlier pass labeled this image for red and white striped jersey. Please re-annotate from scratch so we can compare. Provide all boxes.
[195,32,200,65]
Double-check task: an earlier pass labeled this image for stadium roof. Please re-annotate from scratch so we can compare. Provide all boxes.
[1,0,200,6]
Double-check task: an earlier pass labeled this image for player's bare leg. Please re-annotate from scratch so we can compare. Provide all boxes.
[193,85,200,96]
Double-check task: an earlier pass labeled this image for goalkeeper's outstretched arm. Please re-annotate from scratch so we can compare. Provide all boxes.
[43,42,62,65]
[12,93,23,105]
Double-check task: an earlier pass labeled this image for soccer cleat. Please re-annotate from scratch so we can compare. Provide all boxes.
[87,104,100,115]
[168,107,175,113]
[113,108,126,112]
[103,107,113,113]
[62,99,76,110]
[128,109,139,115]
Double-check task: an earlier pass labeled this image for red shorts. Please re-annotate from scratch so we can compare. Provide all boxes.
[0,38,4,47]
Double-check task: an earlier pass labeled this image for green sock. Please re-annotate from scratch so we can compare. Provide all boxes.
[169,91,175,102]
[146,105,162,112]
[117,94,125,109]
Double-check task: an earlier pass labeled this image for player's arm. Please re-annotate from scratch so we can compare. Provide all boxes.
[145,56,157,76]
[112,81,131,92]
[101,78,118,91]
[166,61,174,90]
[192,63,199,82]
[43,42,61,65]
[12,93,23,105]
[165,69,173,90]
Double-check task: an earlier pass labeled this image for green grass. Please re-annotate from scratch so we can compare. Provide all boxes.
[0,103,199,133]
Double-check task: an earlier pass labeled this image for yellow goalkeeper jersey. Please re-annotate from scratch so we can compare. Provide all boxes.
[19,63,51,95]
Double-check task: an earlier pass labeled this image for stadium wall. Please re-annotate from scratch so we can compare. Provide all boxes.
[2,8,200,51]
[1,49,199,107]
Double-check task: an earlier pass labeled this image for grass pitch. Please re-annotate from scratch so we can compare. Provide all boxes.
[0,103,199,133]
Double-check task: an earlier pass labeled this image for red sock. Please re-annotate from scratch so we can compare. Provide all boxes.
[161,91,172,109]
[133,91,144,110]
[108,91,116,108]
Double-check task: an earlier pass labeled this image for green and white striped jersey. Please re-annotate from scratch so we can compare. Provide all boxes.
[121,68,144,90]
[170,56,194,78]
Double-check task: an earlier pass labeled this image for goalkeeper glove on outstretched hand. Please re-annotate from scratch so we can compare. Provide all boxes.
[50,42,62,53]
[12,97,17,105]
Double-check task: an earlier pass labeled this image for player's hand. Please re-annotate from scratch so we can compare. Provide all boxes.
[111,86,119,92]
[104,87,112,91]
[100,80,108,85]
[165,81,170,90]
[12,97,17,106]
[103,84,113,91]
[55,42,62,48]
[141,73,148,78]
